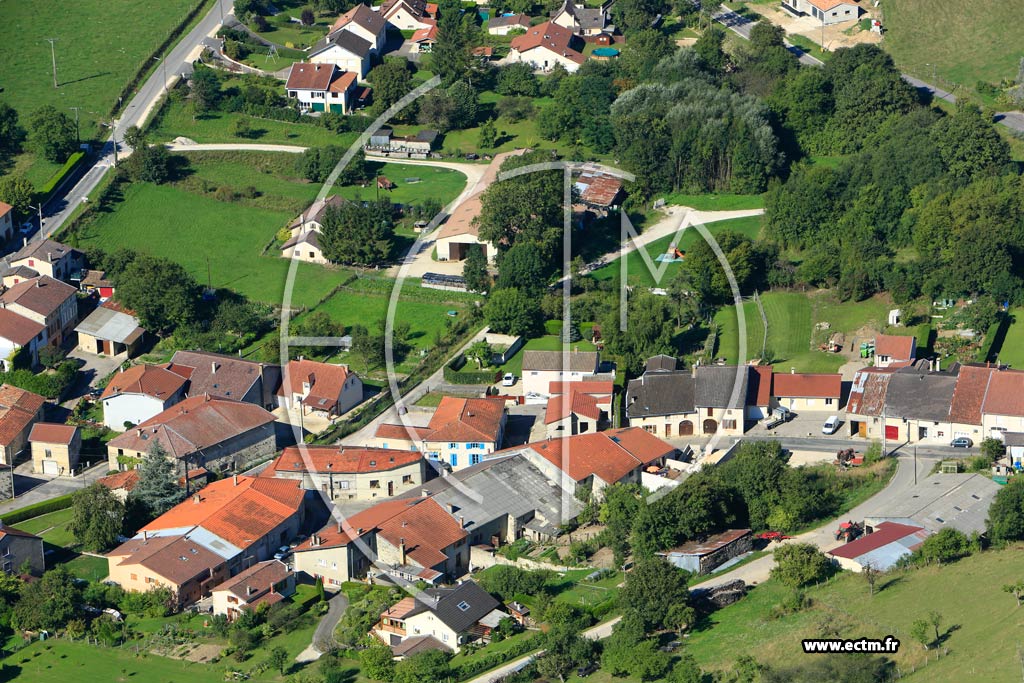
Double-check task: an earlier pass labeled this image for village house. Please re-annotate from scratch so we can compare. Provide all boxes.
[0,384,46,465]
[517,427,677,498]
[281,195,347,265]
[105,394,277,474]
[882,367,958,443]
[74,301,145,359]
[487,13,531,35]
[375,581,505,654]
[0,275,78,348]
[0,308,45,370]
[277,358,364,419]
[658,529,753,575]
[292,495,468,587]
[873,334,916,368]
[980,368,1024,435]
[375,396,506,470]
[309,29,374,78]
[550,0,612,36]
[521,350,602,400]
[410,24,438,52]
[330,3,387,52]
[947,364,999,444]
[780,0,860,26]
[508,21,585,72]
[285,62,359,115]
[96,469,141,502]
[544,389,603,437]
[625,367,696,438]
[0,523,44,575]
[29,423,80,476]
[434,193,497,264]
[101,363,188,431]
[828,522,929,573]
[261,445,426,500]
[166,350,281,410]
[210,560,295,621]
[379,0,437,31]
[693,365,754,436]
[846,367,894,439]
[108,475,307,606]
[0,202,12,244]
[9,238,82,283]
[771,372,842,413]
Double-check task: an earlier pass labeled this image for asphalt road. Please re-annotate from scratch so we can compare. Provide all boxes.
[713,4,1024,134]
[296,590,350,662]
[40,0,235,238]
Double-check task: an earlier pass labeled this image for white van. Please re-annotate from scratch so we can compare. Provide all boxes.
[822,416,840,435]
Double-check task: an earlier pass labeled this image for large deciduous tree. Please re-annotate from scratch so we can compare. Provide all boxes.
[28,105,77,162]
[69,483,126,552]
[319,199,395,266]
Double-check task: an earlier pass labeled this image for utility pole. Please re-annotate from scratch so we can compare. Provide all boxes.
[45,38,59,88]
[914,446,917,485]
[154,56,168,94]
[69,106,81,142]
[28,204,44,234]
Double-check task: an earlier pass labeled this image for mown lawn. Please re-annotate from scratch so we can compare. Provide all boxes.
[882,0,1024,89]
[661,192,765,211]
[686,546,1024,682]
[75,180,348,307]
[14,508,77,548]
[334,162,468,207]
[990,307,1024,368]
[150,103,362,148]
[590,214,765,289]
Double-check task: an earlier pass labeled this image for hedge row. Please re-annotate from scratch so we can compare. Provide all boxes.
[40,151,85,198]
[444,354,500,385]
[451,634,541,681]
[107,0,214,119]
[1,493,75,525]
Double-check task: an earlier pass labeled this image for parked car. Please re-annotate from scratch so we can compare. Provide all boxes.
[951,437,973,448]
[577,663,599,677]
[273,545,290,561]
[822,415,840,435]
[502,373,516,387]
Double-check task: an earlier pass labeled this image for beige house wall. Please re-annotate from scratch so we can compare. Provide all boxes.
[31,435,81,476]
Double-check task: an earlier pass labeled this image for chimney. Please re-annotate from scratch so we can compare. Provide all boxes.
[459,515,465,528]
[136,429,142,437]
[211,361,219,374]
[233,474,238,486]
[691,363,697,378]
[142,530,148,540]
[35,280,41,288]
[399,538,407,565]
[791,367,796,374]
[193,493,201,504]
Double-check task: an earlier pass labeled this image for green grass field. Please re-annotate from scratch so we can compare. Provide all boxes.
[14,508,77,547]
[883,0,1024,90]
[686,546,1024,681]
[990,307,1024,368]
[334,162,468,207]
[150,103,361,148]
[76,181,347,307]
[660,192,765,211]
[590,214,765,288]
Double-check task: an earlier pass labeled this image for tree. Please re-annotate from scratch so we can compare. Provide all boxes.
[69,483,125,552]
[478,118,497,149]
[536,626,593,683]
[28,105,77,162]
[190,65,222,114]
[980,437,1006,464]
[130,442,186,521]
[600,291,676,374]
[618,557,691,633]
[114,254,200,334]
[928,610,943,643]
[771,543,830,589]
[462,244,490,293]
[496,63,539,97]
[1003,580,1024,607]
[300,8,315,24]
[467,340,493,368]
[0,175,34,217]
[369,59,414,114]
[431,0,473,86]
[918,528,971,565]
[910,619,931,650]
[619,29,674,82]
[602,636,670,681]
[476,150,563,261]
[0,102,24,156]
[483,287,543,337]
[12,566,80,631]
[714,441,791,530]
[694,26,727,73]
[122,140,172,184]
[987,478,1024,544]
[447,80,479,129]
[319,199,395,266]
[293,310,342,358]
[862,562,878,596]
[267,646,289,675]
[392,649,451,683]
[495,242,550,295]
[361,644,396,681]
[932,102,1010,180]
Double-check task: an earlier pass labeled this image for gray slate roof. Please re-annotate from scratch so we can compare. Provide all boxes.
[407,581,501,633]
[626,372,695,419]
[645,354,678,373]
[310,29,373,58]
[522,350,598,373]
[694,365,748,409]
[883,369,958,422]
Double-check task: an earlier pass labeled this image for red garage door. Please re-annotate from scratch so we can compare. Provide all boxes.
[885,425,899,440]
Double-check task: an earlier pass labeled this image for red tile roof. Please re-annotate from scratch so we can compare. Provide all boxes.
[423,396,505,444]
[279,359,355,412]
[375,423,430,441]
[287,62,336,90]
[140,476,304,550]
[0,309,45,346]
[981,369,1024,418]
[101,364,188,401]
[106,395,275,459]
[411,25,438,42]
[949,365,999,424]
[29,422,77,445]
[806,0,849,11]
[547,380,614,397]
[874,334,916,362]
[524,427,675,484]
[0,384,45,447]
[0,276,76,318]
[98,469,140,492]
[212,559,291,600]
[748,366,772,406]
[772,372,842,398]
[828,522,926,560]
[511,21,585,64]
[0,201,11,218]
[109,534,225,585]
[329,70,357,93]
[0,524,40,541]
[265,445,422,475]
[544,390,602,424]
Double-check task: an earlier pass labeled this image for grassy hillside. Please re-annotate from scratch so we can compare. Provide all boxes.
[686,546,1024,681]
[882,0,1024,89]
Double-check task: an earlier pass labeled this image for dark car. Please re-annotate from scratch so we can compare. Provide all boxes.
[950,437,973,448]
[577,663,599,677]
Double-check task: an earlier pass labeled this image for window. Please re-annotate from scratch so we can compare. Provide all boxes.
[318,559,328,567]
[448,442,457,449]
[722,419,737,430]
[450,453,458,467]
[825,398,834,405]
[707,407,713,417]
[339,480,350,489]
[370,480,380,489]
[470,453,481,465]
[457,601,471,611]
[130,573,138,581]
[402,475,413,484]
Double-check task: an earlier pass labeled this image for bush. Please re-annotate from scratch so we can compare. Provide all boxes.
[1,494,74,524]
[443,353,499,384]
[40,152,85,198]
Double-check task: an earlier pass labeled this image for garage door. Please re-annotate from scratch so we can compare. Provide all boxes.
[884,425,899,440]
[42,459,59,475]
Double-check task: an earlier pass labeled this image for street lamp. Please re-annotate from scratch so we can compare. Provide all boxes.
[27,204,44,236]
[154,56,168,94]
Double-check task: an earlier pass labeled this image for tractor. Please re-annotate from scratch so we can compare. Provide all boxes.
[835,520,864,542]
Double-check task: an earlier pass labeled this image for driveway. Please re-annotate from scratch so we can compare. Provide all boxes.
[296,590,350,662]
[0,462,109,514]
[61,349,125,408]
